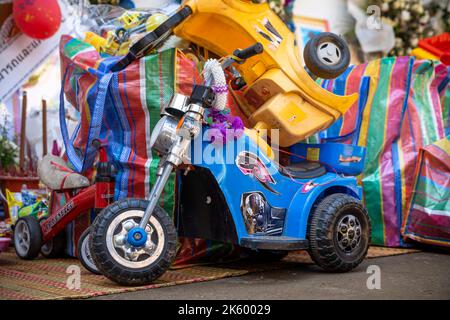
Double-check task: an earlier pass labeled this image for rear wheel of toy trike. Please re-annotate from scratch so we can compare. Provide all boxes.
[307,193,371,272]
[77,228,101,275]
[14,216,42,260]
[90,199,177,286]
[40,221,66,258]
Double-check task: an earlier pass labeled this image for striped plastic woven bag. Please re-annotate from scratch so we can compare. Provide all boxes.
[306,57,448,247]
[402,136,450,247]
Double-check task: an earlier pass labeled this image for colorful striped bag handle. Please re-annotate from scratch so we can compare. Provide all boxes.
[59,66,114,173]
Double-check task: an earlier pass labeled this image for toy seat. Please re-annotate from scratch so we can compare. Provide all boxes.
[280,161,326,179]
[38,155,90,190]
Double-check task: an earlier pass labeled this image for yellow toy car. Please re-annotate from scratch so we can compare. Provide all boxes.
[112,0,358,147]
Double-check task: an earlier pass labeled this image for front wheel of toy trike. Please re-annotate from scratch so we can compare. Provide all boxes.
[90,199,177,286]
[307,193,371,272]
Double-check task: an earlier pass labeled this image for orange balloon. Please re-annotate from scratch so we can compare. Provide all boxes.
[13,0,61,40]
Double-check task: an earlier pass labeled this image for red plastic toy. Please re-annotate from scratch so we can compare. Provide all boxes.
[13,140,115,274]
[419,32,450,66]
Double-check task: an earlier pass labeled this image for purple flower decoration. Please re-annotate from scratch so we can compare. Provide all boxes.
[206,109,244,145]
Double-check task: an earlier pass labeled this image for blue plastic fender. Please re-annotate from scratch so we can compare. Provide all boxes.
[283,175,362,239]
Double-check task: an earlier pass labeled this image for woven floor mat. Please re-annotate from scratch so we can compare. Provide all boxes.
[0,246,420,300]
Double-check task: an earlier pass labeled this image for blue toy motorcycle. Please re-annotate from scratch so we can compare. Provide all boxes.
[89,44,371,286]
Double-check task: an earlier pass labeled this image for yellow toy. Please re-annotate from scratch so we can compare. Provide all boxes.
[5,189,22,224]
[84,31,130,56]
[113,0,358,146]
[411,47,439,61]
[84,12,170,56]
[117,12,146,30]
[84,31,108,52]
[117,13,169,42]
[117,12,169,32]
[104,30,131,55]
[145,13,169,32]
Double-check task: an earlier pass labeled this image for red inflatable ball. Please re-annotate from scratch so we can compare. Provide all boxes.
[13,0,61,40]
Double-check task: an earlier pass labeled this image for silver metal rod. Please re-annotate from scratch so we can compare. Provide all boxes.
[139,162,173,228]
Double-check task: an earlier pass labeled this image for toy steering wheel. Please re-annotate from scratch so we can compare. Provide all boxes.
[110,6,192,72]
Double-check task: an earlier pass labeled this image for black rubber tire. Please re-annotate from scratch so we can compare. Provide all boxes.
[77,228,101,275]
[13,216,42,260]
[307,193,371,272]
[40,230,66,258]
[303,32,350,79]
[90,199,177,286]
[245,249,288,262]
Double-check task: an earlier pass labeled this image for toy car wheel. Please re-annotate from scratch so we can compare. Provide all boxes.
[303,32,350,79]
[40,230,66,258]
[308,193,371,272]
[13,216,42,260]
[77,228,101,275]
[90,199,177,286]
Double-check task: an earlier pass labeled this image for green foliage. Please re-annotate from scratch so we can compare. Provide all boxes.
[367,0,450,56]
[0,117,18,171]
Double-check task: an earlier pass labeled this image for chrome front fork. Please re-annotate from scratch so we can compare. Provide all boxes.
[138,161,174,229]
[138,105,204,229]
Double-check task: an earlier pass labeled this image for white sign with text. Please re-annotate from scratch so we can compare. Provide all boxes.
[0,1,75,102]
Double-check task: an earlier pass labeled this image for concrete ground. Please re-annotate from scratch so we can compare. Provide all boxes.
[91,252,450,300]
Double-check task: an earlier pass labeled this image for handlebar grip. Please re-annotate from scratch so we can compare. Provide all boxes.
[110,6,192,72]
[233,43,263,60]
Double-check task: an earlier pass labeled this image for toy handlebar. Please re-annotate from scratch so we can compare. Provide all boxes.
[233,43,263,60]
[110,6,193,72]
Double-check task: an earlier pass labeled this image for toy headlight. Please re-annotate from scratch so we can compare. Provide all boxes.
[149,116,178,155]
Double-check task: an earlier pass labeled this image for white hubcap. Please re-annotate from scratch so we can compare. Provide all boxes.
[14,220,31,256]
[106,210,165,269]
[317,42,341,66]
